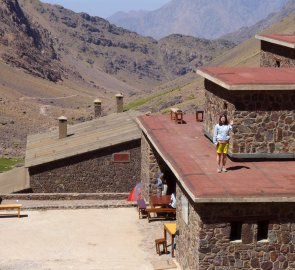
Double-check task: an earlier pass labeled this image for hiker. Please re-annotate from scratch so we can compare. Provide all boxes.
[213,114,233,173]
[155,172,164,197]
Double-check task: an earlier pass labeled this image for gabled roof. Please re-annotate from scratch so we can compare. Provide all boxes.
[25,111,142,168]
[255,34,295,49]
[138,115,295,203]
[197,67,295,90]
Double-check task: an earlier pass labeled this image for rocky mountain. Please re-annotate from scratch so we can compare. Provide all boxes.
[1,0,235,91]
[108,0,289,40]
[0,0,63,82]
[222,0,295,44]
[0,0,234,157]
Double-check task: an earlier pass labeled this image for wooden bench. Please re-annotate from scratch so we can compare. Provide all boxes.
[146,207,176,222]
[0,204,22,218]
[170,108,183,124]
[137,199,147,219]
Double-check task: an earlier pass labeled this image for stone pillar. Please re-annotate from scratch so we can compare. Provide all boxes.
[58,116,67,139]
[115,93,124,113]
[94,99,102,118]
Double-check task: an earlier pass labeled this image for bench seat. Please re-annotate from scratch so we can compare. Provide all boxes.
[146,207,176,222]
[0,204,22,218]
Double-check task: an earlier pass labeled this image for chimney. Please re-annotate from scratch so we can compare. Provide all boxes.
[58,116,67,139]
[94,99,102,118]
[115,93,124,113]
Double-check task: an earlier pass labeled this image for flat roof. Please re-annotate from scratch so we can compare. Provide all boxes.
[138,115,295,203]
[197,67,295,90]
[255,34,295,49]
[25,111,142,168]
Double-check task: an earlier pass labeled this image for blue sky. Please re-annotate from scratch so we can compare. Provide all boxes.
[40,0,171,18]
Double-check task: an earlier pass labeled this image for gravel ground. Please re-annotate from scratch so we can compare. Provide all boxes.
[0,202,180,270]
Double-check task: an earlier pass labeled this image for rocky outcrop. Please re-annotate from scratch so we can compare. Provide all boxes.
[0,0,63,82]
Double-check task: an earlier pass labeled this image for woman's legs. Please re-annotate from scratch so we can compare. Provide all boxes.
[222,154,227,172]
[217,153,222,172]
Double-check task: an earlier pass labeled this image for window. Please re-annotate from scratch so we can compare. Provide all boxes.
[230,222,242,241]
[275,60,281,68]
[257,221,269,241]
[223,102,228,110]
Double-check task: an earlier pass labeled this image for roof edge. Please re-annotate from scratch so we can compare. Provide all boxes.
[194,196,295,203]
[137,117,198,202]
[255,34,295,49]
[197,69,231,90]
[197,68,295,91]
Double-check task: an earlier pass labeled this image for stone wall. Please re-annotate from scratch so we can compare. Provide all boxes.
[176,183,201,270]
[204,80,295,157]
[176,185,295,270]
[140,132,176,200]
[29,140,141,193]
[260,41,295,67]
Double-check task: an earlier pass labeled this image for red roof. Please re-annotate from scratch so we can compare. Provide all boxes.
[197,67,295,90]
[256,34,295,49]
[138,115,295,203]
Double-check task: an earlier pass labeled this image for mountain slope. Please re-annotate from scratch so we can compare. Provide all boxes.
[222,0,295,44]
[0,0,234,157]
[129,10,295,114]
[108,0,289,39]
[0,0,63,81]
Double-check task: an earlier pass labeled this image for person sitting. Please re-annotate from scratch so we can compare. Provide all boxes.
[168,193,176,208]
[155,172,164,197]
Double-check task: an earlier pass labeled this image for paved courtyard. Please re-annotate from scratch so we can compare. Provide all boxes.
[0,207,179,270]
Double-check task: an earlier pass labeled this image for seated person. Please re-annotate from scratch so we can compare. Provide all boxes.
[155,172,164,197]
[168,193,176,208]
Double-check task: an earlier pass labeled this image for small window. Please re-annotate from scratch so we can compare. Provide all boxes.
[230,222,242,241]
[223,102,228,110]
[257,221,269,241]
[275,60,281,68]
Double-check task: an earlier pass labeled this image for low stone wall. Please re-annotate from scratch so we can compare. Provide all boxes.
[204,80,295,157]
[260,41,295,67]
[176,184,295,270]
[29,140,141,193]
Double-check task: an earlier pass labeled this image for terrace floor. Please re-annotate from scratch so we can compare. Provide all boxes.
[0,207,180,270]
[138,114,295,202]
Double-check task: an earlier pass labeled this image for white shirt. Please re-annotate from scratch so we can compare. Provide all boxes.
[170,193,176,208]
[213,124,232,144]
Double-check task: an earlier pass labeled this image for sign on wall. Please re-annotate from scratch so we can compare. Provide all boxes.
[181,195,189,224]
[112,152,130,163]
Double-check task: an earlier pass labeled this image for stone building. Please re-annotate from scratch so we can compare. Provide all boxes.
[25,111,142,193]
[197,67,295,159]
[138,34,295,270]
[255,34,295,67]
[138,114,295,270]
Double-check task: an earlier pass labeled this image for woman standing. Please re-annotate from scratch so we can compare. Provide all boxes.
[213,114,233,173]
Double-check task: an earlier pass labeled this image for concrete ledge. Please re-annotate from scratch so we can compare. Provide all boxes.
[1,199,137,210]
[228,152,295,160]
[0,193,129,201]
[203,130,295,160]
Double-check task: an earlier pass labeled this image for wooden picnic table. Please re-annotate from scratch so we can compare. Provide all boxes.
[149,195,171,207]
[164,222,177,257]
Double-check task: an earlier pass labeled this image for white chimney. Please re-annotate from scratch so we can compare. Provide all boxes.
[115,93,124,113]
[58,116,67,139]
[94,99,102,118]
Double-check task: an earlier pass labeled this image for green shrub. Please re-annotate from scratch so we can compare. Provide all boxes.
[0,158,24,173]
